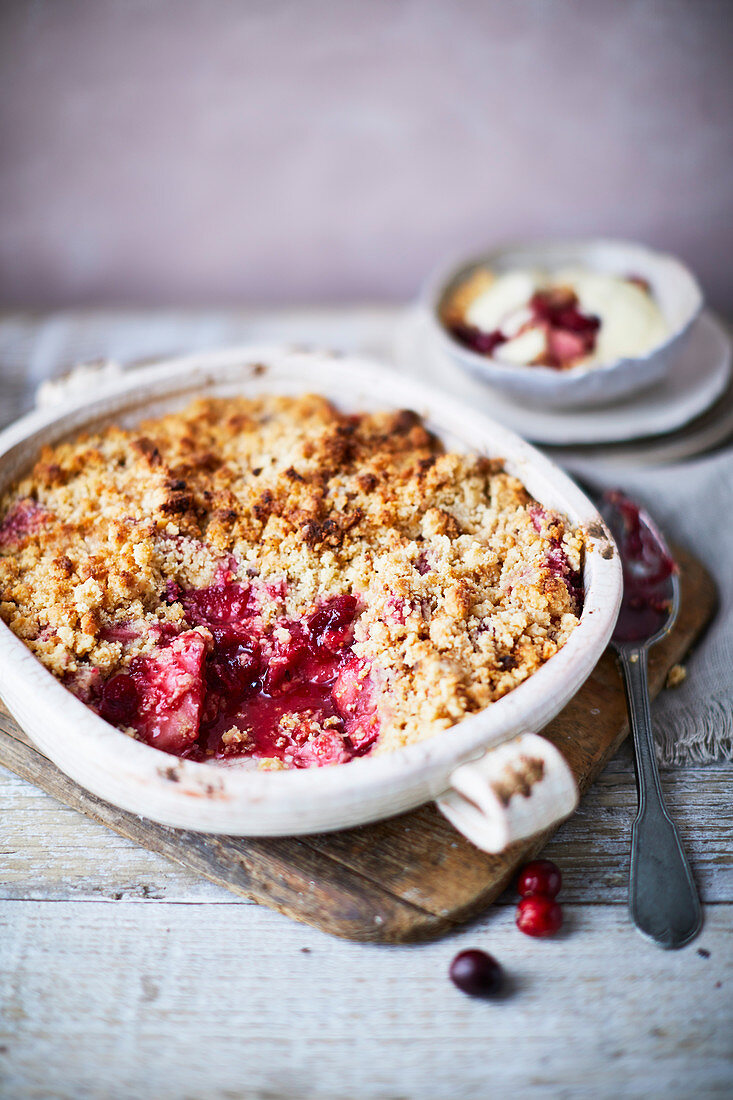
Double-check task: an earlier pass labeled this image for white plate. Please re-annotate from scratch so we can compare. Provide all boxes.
[394,309,731,446]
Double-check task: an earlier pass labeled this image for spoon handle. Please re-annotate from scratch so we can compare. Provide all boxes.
[618,647,702,949]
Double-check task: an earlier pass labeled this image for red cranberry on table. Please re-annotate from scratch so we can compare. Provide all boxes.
[516,895,563,938]
[449,949,504,998]
[517,859,562,899]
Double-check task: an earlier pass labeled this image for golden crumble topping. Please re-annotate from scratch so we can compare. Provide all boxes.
[0,394,584,767]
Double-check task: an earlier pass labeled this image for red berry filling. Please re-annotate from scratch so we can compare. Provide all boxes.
[101,629,209,755]
[448,323,507,356]
[545,548,583,611]
[0,498,49,547]
[529,505,583,611]
[448,286,600,370]
[97,583,379,768]
[529,290,600,369]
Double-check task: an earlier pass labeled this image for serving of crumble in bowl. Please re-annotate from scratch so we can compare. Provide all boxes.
[0,347,621,849]
[426,239,703,408]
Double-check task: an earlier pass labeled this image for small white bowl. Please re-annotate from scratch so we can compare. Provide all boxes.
[424,238,703,409]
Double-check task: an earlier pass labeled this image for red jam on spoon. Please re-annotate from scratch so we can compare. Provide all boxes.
[602,490,677,644]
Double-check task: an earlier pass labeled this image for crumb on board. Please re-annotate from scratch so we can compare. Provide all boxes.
[666,664,687,689]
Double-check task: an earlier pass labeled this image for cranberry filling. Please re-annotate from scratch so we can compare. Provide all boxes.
[528,505,584,611]
[530,290,600,368]
[0,498,49,546]
[306,594,359,653]
[448,288,600,370]
[448,323,507,356]
[545,547,584,611]
[415,553,431,576]
[182,581,253,624]
[627,273,651,293]
[101,670,140,724]
[100,622,143,644]
[98,583,379,768]
[100,630,209,754]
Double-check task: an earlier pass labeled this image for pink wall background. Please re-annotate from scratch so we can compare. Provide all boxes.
[1,0,732,309]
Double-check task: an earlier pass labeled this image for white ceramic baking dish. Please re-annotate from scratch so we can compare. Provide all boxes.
[0,346,622,852]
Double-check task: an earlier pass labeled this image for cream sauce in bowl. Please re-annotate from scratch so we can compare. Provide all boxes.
[461,267,668,370]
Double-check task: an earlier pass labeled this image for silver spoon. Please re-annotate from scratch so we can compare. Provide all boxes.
[600,490,702,949]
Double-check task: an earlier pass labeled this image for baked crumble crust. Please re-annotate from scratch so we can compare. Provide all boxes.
[0,394,584,765]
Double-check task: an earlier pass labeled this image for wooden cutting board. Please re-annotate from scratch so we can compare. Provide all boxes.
[0,545,716,943]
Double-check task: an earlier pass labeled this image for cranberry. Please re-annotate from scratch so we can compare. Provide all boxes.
[207,639,261,696]
[306,595,359,653]
[449,323,506,356]
[517,859,562,899]
[100,673,139,725]
[449,950,503,998]
[554,306,600,336]
[516,896,563,938]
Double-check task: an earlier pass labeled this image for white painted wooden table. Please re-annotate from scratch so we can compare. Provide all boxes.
[1,310,731,1100]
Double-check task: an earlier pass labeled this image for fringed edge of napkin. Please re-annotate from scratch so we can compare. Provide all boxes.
[654,695,733,766]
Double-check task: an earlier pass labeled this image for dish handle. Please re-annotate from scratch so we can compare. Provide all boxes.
[436,732,578,854]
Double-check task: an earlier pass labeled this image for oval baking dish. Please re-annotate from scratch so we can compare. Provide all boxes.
[0,346,622,851]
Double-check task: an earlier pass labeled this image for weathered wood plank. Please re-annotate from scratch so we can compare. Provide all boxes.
[0,545,718,941]
[1,900,731,1100]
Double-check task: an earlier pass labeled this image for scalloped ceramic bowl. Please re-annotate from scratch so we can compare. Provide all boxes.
[425,239,703,409]
[0,346,622,852]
